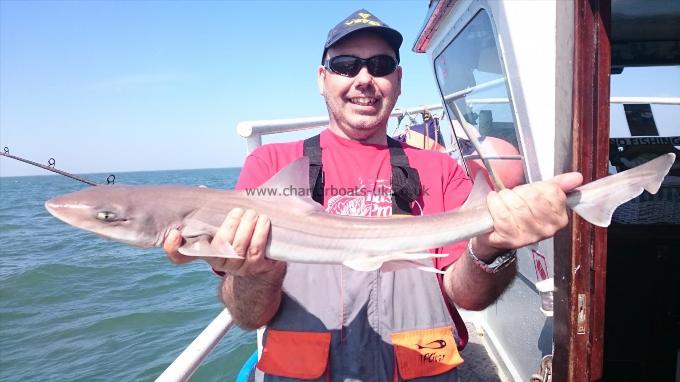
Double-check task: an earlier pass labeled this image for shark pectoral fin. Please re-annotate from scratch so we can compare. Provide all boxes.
[178,238,243,259]
[181,214,223,238]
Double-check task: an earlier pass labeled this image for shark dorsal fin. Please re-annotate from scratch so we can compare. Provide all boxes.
[256,156,322,212]
[260,157,310,190]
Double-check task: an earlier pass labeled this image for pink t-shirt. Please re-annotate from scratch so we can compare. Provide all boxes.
[236,129,472,270]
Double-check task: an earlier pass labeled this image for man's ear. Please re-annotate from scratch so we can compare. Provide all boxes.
[396,65,402,97]
[317,65,326,96]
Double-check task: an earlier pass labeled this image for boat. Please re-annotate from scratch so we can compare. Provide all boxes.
[152,1,680,380]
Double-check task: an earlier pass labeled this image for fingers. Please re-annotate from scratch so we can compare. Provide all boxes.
[547,172,583,193]
[485,189,542,249]
[241,214,278,275]
[163,208,279,276]
[232,209,258,257]
[480,180,571,252]
[209,209,279,277]
[212,208,245,255]
[208,208,247,273]
[247,214,271,263]
[163,229,194,265]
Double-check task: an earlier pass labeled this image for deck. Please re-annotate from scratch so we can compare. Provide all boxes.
[458,321,505,381]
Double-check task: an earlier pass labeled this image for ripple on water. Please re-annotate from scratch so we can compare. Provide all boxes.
[1,168,250,381]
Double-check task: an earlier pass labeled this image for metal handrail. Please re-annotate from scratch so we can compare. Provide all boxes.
[610,96,680,105]
[237,103,444,152]
[156,308,235,382]
[442,77,506,101]
[237,96,680,152]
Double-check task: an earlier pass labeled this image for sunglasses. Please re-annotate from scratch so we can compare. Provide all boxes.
[324,55,398,78]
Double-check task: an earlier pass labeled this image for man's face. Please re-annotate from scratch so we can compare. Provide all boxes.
[318,31,402,144]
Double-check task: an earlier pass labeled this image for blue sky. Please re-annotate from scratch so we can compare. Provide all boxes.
[1,1,678,177]
[0,1,442,177]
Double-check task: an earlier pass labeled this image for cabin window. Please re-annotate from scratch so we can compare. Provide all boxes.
[434,9,526,188]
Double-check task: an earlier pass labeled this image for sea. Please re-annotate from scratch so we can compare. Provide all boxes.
[0,168,256,381]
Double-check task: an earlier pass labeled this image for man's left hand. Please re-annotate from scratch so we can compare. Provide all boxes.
[472,172,584,260]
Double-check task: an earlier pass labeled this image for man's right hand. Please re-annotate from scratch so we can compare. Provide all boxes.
[163,208,285,278]
[164,208,286,329]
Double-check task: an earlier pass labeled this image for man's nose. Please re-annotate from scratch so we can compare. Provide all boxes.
[354,66,374,86]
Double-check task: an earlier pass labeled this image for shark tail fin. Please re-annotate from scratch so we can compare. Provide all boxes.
[567,153,675,227]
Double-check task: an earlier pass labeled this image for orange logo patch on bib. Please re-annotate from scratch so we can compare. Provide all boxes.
[391,326,464,379]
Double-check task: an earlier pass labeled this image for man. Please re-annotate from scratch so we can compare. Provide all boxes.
[165,9,582,381]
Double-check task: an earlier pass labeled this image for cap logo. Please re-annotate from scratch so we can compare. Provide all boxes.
[344,12,382,27]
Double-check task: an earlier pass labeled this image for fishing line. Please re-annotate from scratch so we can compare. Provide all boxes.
[1,146,114,186]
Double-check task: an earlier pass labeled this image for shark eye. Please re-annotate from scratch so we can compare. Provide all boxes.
[96,211,117,222]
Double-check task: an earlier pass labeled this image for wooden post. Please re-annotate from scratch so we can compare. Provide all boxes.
[553,0,611,381]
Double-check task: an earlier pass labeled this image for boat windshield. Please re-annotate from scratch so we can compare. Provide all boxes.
[434,9,526,188]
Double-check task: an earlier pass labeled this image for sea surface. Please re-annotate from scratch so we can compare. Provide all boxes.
[0,168,256,381]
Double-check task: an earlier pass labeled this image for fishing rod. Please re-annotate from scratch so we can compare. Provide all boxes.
[1,146,115,186]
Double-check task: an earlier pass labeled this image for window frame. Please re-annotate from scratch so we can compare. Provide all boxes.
[430,4,530,184]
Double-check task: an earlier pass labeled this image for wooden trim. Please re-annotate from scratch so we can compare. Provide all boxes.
[590,2,611,378]
[554,0,611,381]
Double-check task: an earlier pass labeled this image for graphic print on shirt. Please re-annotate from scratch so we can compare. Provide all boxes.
[325,178,392,217]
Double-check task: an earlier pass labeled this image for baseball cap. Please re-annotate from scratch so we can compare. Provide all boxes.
[322,9,403,64]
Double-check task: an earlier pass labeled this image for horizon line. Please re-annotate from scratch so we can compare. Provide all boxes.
[0,164,243,179]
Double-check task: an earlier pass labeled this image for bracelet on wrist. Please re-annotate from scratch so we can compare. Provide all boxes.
[467,241,517,274]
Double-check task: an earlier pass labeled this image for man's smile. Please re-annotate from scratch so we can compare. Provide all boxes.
[349,97,378,106]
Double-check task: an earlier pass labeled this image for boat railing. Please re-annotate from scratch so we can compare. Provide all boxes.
[236,96,680,153]
[609,96,680,105]
[236,103,444,152]
[155,309,235,382]
[156,95,679,381]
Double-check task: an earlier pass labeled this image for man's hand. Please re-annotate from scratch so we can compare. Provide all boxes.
[472,172,584,259]
[163,208,285,277]
[164,208,285,329]
[444,172,583,311]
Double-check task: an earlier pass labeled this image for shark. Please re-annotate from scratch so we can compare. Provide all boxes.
[44,153,675,273]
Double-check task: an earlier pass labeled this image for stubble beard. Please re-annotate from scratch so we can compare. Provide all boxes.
[325,98,390,142]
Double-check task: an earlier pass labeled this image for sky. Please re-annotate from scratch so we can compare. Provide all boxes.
[1,1,678,177]
[0,1,443,177]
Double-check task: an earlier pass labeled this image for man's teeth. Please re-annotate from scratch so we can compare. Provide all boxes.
[350,97,377,106]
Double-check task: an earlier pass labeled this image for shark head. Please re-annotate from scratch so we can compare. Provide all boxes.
[45,185,176,247]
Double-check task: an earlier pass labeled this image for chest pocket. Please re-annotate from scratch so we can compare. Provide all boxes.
[257,329,331,380]
[391,326,464,380]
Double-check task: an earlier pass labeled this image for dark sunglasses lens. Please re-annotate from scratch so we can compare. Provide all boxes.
[367,55,397,76]
[329,56,362,77]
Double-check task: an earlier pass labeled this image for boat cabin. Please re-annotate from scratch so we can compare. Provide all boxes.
[412,0,679,380]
